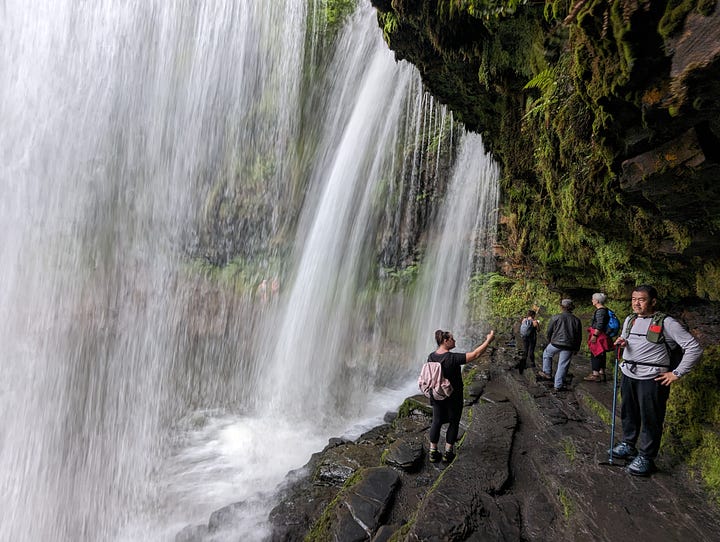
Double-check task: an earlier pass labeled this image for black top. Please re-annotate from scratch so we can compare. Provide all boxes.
[591,307,609,332]
[428,351,467,393]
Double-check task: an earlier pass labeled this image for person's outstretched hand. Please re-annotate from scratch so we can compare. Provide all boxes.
[486,330,495,343]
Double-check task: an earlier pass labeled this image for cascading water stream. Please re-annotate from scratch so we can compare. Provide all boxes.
[0,1,499,541]
[411,133,500,357]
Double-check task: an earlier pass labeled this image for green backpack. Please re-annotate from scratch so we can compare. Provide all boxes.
[626,312,683,369]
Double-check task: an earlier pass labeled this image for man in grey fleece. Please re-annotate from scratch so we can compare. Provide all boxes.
[612,284,703,476]
[539,298,583,392]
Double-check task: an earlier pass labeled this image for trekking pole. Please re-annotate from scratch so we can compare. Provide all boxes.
[608,345,621,465]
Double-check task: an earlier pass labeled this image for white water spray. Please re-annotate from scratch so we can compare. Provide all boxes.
[0,2,499,541]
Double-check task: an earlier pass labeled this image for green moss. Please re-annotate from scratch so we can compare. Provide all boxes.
[561,437,577,462]
[380,264,420,293]
[387,522,413,542]
[378,11,399,44]
[558,487,574,519]
[397,397,431,419]
[690,432,720,505]
[658,0,716,39]
[664,346,720,498]
[183,254,285,296]
[439,0,530,20]
[581,393,612,426]
[696,260,720,301]
[322,0,358,35]
[462,366,479,390]
[468,273,562,327]
[304,468,365,542]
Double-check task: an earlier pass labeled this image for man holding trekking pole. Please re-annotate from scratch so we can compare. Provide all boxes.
[611,285,703,476]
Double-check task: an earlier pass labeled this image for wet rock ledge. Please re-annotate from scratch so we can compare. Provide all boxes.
[179,346,720,541]
[264,356,519,542]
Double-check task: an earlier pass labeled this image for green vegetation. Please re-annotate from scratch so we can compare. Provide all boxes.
[697,262,720,301]
[658,0,718,38]
[375,0,720,301]
[468,272,570,328]
[321,0,358,36]
[380,264,420,293]
[581,394,612,426]
[560,436,577,462]
[304,469,364,542]
[439,0,529,20]
[558,486,574,519]
[664,345,720,503]
[397,397,432,419]
[378,10,399,43]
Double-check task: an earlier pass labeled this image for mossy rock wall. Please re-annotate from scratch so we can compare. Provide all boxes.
[372,0,720,301]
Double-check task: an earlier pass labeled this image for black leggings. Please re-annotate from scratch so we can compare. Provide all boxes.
[523,335,537,366]
[429,393,463,446]
[590,350,607,372]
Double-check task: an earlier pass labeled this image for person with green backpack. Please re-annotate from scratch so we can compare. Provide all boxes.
[611,285,703,476]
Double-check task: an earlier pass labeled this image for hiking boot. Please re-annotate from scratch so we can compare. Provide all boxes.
[428,449,441,463]
[537,371,552,381]
[553,386,568,392]
[610,441,637,460]
[442,449,456,463]
[626,455,656,476]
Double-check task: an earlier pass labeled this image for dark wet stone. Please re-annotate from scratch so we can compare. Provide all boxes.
[383,410,398,423]
[316,461,356,486]
[372,524,401,542]
[334,505,371,542]
[334,467,400,539]
[383,438,423,471]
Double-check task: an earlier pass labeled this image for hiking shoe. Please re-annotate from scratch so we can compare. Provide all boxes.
[610,442,637,460]
[553,386,568,392]
[428,449,441,463]
[626,455,656,476]
[442,449,456,463]
[537,371,553,381]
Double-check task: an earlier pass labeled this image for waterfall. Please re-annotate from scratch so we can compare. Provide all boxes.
[0,1,499,541]
[411,133,500,357]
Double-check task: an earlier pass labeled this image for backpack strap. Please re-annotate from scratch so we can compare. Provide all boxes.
[623,312,674,370]
[626,312,667,343]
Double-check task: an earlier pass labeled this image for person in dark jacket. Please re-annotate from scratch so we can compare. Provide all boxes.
[538,298,582,391]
